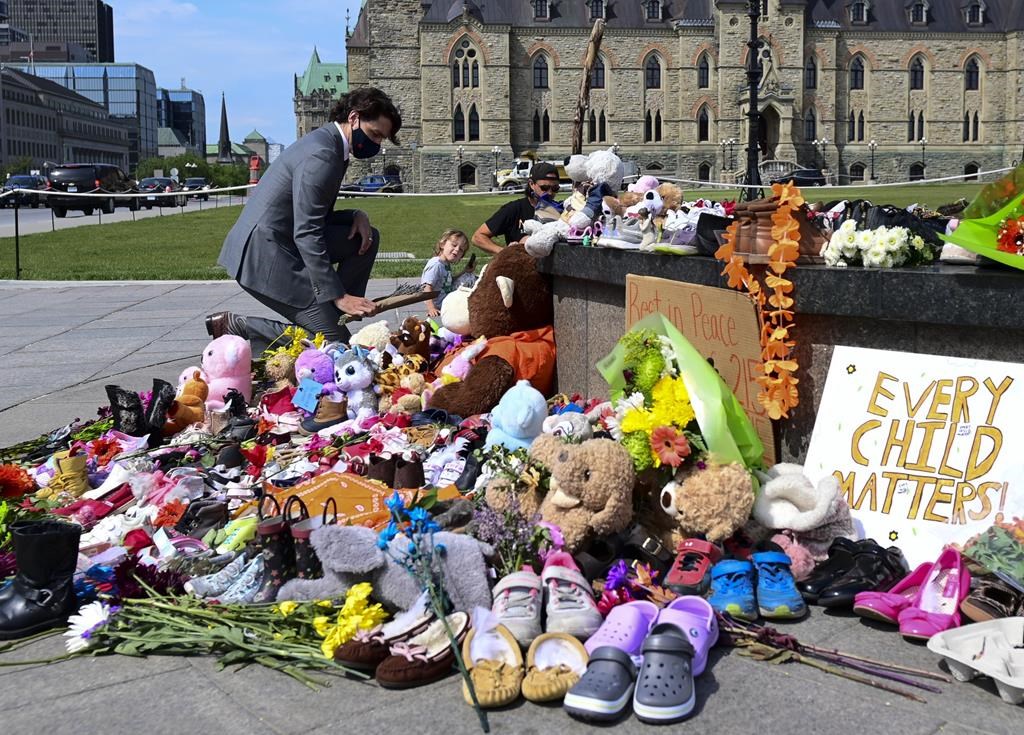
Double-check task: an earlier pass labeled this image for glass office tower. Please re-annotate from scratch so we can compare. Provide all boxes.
[157,86,207,154]
[8,0,114,62]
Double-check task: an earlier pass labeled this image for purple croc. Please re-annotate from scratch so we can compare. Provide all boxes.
[583,600,659,664]
[654,595,719,675]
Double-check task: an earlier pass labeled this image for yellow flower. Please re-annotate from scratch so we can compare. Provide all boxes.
[313,615,332,637]
[272,600,299,618]
[620,406,656,435]
[314,600,335,609]
[650,376,696,428]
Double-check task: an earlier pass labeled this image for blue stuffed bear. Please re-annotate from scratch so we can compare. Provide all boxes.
[484,380,548,452]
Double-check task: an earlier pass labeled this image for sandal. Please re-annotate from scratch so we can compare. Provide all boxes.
[522,633,589,703]
[960,578,1023,623]
[375,611,470,689]
[632,624,698,724]
[655,595,718,676]
[563,645,637,722]
[461,610,524,708]
[664,538,722,596]
[583,599,658,663]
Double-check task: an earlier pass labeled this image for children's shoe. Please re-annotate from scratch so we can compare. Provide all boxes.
[214,516,258,555]
[563,646,637,722]
[583,599,658,664]
[664,538,722,596]
[631,624,697,724]
[491,570,543,647]
[542,552,603,640]
[522,633,589,703]
[184,552,249,598]
[752,542,808,620]
[707,559,758,621]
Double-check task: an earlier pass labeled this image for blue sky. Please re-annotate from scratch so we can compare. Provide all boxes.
[115,0,365,147]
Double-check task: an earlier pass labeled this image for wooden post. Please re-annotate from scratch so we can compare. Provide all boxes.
[572,19,605,156]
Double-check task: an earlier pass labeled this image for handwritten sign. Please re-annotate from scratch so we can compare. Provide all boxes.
[804,346,1024,565]
[625,275,774,463]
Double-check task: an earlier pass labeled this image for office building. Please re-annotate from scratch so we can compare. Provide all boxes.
[8,0,114,62]
[157,82,206,155]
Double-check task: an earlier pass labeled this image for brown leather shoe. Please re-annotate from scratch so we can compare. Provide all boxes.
[205,311,248,339]
[375,612,470,689]
[298,397,349,435]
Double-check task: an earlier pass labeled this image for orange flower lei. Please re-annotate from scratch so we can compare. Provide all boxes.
[715,183,801,420]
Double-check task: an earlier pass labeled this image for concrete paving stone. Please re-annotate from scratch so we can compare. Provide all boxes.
[0,402,106,445]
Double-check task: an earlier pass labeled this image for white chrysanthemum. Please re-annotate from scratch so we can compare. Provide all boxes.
[911,235,925,251]
[657,336,679,376]
[855,230,874,252]
[608,392,646,441]
[64,601,115,653]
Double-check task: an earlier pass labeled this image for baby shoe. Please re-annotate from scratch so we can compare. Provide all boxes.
[664,538,722,596]
[522,633,589,703]
[214,516,258,555]
[707,559,758,621]
[752,542,807,620]
[184,552,249,598]
[491,570,543,647]
[461,608,524,708]
[542,552,602,640]
[563,646,636,722]
[583,600,659,665]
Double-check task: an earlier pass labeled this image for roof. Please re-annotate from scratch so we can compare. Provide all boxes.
[158,127,188,147]
[1,67,106,110]
[348,4,370,48]
[420,0,710,28]
[243,129,266,142]
[295,48,348,97]
[205,142,255,156]
[809,0,1024,32]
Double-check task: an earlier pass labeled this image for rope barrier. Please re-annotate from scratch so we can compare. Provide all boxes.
[658,165,1014,191]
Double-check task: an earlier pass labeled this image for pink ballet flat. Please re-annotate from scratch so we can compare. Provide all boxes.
[897,548,971,641]
[852,562,933,625]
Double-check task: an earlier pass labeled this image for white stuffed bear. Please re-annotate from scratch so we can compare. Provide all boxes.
[626,189,664,219]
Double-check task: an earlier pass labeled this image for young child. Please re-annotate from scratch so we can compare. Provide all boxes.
[421,229,476,318]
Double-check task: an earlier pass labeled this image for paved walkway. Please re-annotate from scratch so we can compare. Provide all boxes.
[0,280,1019,734]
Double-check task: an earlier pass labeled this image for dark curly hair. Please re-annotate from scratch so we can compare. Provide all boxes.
[329,87,403,144]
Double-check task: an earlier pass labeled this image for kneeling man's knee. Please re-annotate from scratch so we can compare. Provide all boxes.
[367,227,380,255]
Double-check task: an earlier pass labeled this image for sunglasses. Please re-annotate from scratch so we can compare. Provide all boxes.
[536,183,560,193]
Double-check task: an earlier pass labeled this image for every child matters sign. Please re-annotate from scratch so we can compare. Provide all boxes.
[804,346,1023,565]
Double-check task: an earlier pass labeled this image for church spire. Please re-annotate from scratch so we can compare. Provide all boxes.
[217,92,233,163]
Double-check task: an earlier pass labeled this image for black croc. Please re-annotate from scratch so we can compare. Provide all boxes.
[563,645,637,722]
[632,623,697,724]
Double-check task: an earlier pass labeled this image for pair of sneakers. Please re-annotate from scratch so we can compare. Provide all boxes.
[492,551,602,647]
[708,541,807,621]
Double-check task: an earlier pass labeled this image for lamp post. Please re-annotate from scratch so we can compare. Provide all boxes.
[740,0,764,201]
[381,147,387,174]
[720,139,728,173]
[919,138,927,176]
[728,138,737,170]
[491,145,501,190]
[456,145,464,191]
[868,139,877,182]
[813,138,829,170]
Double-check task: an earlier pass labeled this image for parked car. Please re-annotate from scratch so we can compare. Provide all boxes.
[46,164,139,217]
[181,177,211,201]
[769,168,827,187]
[339,174,403,195]
[1,175,49,208]
[138,177,187,208]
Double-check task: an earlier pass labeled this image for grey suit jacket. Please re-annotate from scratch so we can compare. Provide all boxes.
[218,124,351,308]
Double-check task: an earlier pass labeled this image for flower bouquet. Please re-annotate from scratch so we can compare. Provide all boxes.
[822,220,934,268]
[942,161,1024,271]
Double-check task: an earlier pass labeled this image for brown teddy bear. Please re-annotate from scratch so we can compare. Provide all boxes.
[429,244,555,418]
[163,371,209,436]
[642,461,755,545]
[390,316,432,362]
[656,182,684,213]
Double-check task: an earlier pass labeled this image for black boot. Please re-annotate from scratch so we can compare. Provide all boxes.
[145,378,177,447]
[105,385,147,436]
[251,517,296,603]
[0,520,82,640]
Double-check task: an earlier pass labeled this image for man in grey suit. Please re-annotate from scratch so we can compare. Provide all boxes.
[207,87,402,352]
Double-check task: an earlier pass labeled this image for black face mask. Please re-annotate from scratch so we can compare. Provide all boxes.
[350,119,381,159]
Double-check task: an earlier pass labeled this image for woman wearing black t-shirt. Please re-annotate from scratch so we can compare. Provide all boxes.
[471,162,561,254]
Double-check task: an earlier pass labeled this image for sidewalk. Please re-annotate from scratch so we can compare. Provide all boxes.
[0,280,1019,734]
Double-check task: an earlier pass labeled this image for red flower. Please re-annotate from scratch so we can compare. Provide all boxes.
[650,426,691,468]
[0,464,35,499]
[997,216,1024,254]
[87,437,122,468]
[153,499,188,528]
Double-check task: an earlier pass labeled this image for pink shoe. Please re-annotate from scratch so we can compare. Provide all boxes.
[897,548,971,641]
[853,562,934,625]
[584,599,659,662]
[655,596,719,676]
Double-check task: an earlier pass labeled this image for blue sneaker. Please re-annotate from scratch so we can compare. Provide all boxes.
[752,543,808,620]
[707,559,757,621]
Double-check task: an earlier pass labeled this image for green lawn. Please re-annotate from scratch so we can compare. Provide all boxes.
[0,183,982,280]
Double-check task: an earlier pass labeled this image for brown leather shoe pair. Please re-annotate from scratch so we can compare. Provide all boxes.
[205,311,248,340]
[365,454,426,489]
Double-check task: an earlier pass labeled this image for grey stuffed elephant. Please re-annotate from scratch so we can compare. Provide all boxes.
[276,525,494,613]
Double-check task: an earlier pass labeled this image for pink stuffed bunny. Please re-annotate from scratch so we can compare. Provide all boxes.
[201,335,252,410]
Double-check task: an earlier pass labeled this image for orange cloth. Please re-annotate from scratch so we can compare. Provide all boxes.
[438,326,557,396]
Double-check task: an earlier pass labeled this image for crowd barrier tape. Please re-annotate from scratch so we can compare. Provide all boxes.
[658,165,1015,191]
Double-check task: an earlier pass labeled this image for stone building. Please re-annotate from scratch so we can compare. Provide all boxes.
[294,48,348,140]
[344,0,1024,191]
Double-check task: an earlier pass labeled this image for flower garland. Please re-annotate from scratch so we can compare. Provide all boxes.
[715,182,801,421]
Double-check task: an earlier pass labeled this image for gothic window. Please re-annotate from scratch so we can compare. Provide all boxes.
[965,58,980,91]
[698,106,710,142]
[533,56,549,89]
[459,163,476,187]
[590,0,605,19]
[599,111,606,141]
[850,2,867,24]
[910,2,926,23]
[533,111,541,141]
[591,57,605,89]
[453,41,480,89]
[451,63,460,87]
[804,109,817,141]
[805,57,817,90]
[848,111,856,142]
[858,112,865,141]
[645,55,661,89]
[967,2,983,24]
[471,61,479,87]
[973,111,980,141]
[964,162,979,180]
[644,111,653,142]
[698,162,711,182]
[589,110,597,143]
[910,163,925,181]
[849,163,866,182]
[646,1,661,21]
[908,111,916,142]
[655,111,662,141]
[646,161,664,171]
[542,110,551,142]
[850,57,864,90]
[468,105,479,141]
[462,63,470,87]
[533,0,549,19]
[917,112,925,140]
[698,54,710,89]
[963,112,971,141]
[909,57,925,90]
[453,104,465,141]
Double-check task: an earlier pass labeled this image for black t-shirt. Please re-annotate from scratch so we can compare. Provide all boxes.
[484,196,536,245]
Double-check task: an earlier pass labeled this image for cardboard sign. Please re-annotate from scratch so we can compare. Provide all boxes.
[804,346,1024,566]
[625,275,774,463]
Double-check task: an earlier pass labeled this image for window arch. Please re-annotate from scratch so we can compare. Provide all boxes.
[452,63,460,88]
[849,163,866,182]
[848,110,856,142]
[908,111,916,142]
[542,110,550,142]
[588,110,598,143]
[909,56,925,90]
[459,162,477,188]
[644,111,652,142]
[591,56,605,89]
[645,55,662,89]
[453,103,465,141]
[804,109,817,141]
[655,111,662,141]
[646,161,664,171]
[468,105,479,141]
[698,162,711,182]
[849,57,865,90]
[965,57,980,91]
[698,53,710,89]
[909,162,925,181]
[973,111,980,141]
[533,111,541,142]
[645,0,661,21]
[451,39,480,89]
[698,106,710,142]
[964,162,980,181]
[805,56,817,90]
[963,111,971,141]
[918,111,925,140]
[858,111,865,141]
[533,55,549,89]
[599,111,606,142]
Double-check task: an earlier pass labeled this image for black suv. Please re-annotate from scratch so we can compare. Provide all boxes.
[769,168,827,187]
[181,177,211,200]
[46,163,139,217]
[1,175,49,208]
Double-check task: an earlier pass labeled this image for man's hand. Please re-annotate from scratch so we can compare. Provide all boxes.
[426,302,440,318]
[348,210,373,254]
[334,294,377,317]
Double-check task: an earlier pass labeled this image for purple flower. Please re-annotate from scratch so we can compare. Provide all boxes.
[605,560,630,591]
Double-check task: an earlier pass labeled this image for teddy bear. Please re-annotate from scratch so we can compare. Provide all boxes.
[647,461,755,545]
[162,370,209,436]
[483,380,548,452]
[199,335,252,410]
[349,320,393,353]
[628,175,660,194]
[276,525,493,613]
[379,371,427,416]
[429,244,555,418]
[542,410,593,442]
[264,352,296,391]
[389,316,432,363]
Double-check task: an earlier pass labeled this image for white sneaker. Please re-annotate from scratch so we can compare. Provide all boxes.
[491,570,543,647]
[542,555,603,640]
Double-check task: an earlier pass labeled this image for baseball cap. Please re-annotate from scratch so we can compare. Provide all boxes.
[529,162,559,182]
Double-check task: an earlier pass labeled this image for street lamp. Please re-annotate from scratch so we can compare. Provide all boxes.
[728,138,737,169]
[919,138,927,176]
[868,139,877,182]
[491,145,501,190]
[812,137,829,170]
[720,139,728,172]
[740,0,764,201]
[381,147,387,174]
[456,145,464,191]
